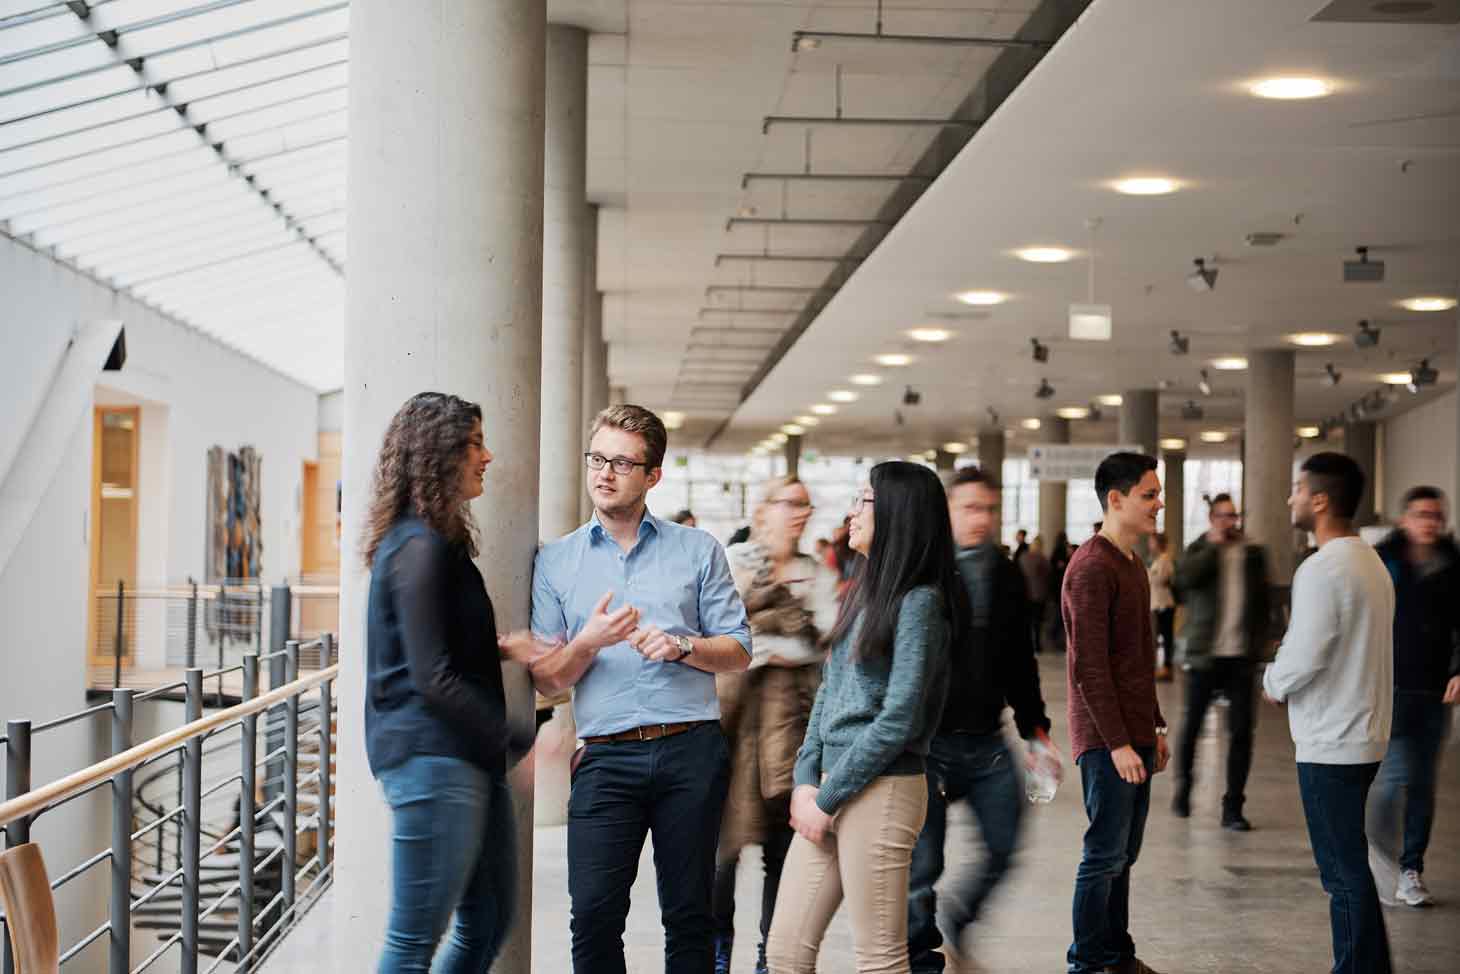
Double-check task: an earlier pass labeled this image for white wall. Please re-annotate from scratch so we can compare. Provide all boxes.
[1382,390,1456,522]
[1,233,320,967]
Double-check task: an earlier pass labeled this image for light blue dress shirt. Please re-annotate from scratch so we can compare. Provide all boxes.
[531,511,752,737]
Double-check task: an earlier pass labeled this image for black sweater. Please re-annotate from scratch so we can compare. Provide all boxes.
[1374,530,1460,695]
[939,546,1051,739]
[365,518,518,777]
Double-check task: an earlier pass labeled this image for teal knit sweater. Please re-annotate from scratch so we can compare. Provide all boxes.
[792,584,951,815]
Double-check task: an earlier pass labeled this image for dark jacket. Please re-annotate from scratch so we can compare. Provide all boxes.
[941,546,1050,739]
[1170,536,1271,668]
[1374,529,1460,695]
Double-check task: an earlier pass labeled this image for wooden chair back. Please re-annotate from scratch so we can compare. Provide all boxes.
[0,843,59,974]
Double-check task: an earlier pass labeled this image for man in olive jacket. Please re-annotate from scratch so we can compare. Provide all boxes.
[1170,493,1271,829]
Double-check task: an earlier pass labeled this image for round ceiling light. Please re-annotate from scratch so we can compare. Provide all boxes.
[1096,394,1124,406]
[810,403,837,415]
[1297,426,1321,438]
[1250,77,1333,100]
[1199,430,1230,443]
[1210,356,1249,371]
[1398,296,1457,312]
[1056,406,1091,420]
[1020,418,1042,430]
[872,353,913,367]
[1286,332,1341,347]
[827,389,860,402]
[781,423,805,436]
[941,441,969,454]
[794,415,820,427]
[849,373,884,386]
[1112,177,1179,196]
[906,327,954,343]
[770,432,788,444]
[1380,372,1413,385]
[1015,246,1075,263]
[663,411,685,430]
[953,290,1007,306]
[1159,437,1187,450]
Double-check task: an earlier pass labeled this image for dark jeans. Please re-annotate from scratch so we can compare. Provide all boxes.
[1175,658,1256,809]
[1370,692,1450,873]
[908,733,1024,973]
[568,722,731,974]
[1067,746,1153,974]
[1028,600,1046,654]
[377,755,516,974]
[1296,762,1392,974]
[711,815,793,946]
[1153,609,1175,666]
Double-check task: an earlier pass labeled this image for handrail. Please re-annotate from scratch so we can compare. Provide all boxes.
[0,664,339,830]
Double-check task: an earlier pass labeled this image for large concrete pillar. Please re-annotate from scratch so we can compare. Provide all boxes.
[1037,417,1070,545]
[579,205,607,524]
[539,24,589,543]
[1246,350,1296,584]
[1120,388,1159,457]
[336,2,545,972]
[1162,447,1186,552]
[977,430,1006,482]
[784,433,802,478]
[1343,420,1378,525]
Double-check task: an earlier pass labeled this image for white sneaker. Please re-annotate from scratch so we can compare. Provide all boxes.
[1396,869,1434,907]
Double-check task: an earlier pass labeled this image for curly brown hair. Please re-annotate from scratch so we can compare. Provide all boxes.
[361,392,482,568]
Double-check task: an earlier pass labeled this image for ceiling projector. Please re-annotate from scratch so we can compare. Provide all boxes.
[1344,246,1384,283]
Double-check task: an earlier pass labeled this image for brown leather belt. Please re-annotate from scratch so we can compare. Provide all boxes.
[582,719,712,744]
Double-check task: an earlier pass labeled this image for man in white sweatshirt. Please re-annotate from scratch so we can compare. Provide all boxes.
[1263,451,1394,974]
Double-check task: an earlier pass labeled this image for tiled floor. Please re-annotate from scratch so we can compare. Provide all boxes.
[265,655,1460,972]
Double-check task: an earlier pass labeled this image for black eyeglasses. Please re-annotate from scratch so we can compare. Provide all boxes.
[584,452,649,475]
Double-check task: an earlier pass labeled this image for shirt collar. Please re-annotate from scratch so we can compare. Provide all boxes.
[588,508,661,544]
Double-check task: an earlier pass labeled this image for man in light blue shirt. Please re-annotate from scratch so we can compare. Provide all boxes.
[528,404,751,974]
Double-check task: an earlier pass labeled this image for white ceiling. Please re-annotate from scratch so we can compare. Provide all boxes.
[723,0,1460,456]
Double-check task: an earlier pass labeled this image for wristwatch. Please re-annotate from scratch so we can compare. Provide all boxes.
[1155,725,1169,737]
[673,634,693,661]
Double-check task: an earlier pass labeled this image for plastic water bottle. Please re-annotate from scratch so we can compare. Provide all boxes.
[1025,739,1061,804]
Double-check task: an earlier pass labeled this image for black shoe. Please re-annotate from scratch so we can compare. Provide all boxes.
[713,935,732,974]
[1222,797,1251,831]
[1171,789,1190,818]
[755,939,769,974]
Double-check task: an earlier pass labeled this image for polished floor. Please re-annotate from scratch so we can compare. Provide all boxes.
[267,655,1460,972]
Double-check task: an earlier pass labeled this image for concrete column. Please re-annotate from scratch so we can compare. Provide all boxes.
[1037,417,1070,545]
[1120,388,1159,457]
[1343,420,1378,525]
[934,449,956,474]
[335,3,545,972]
[579,205,607,524]
[1162,448,1186,552]
[539,24,589,543]
[977,430,1005,480]
[1246,350,1296,584]
[784,434,802,478]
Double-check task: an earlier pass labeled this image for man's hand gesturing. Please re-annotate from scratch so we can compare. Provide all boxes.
[579,592,640,650]
[628,625,685,662]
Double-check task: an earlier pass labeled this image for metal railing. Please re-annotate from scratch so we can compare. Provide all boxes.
[1,636,338,974]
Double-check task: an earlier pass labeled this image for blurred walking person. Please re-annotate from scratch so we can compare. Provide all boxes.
[766,462,962,974]
[713,476,840,973]
[1147,533,1176,682]
[1048,532,1073,653]
[1021,536,1052,655]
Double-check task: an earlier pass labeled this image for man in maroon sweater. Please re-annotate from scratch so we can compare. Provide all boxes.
[1062,452,1170,974]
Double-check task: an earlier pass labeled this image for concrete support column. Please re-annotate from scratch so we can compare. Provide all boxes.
[336,3,545,972]
[1246,350,1297,584]
[934,448,956,474]
[784,434,802,478]
[1343,420,1378,526]
[1120,389,1159,458]
[1162,448,1186,552]
[977,430,1006,480]
[539,24,589,543]
[579,204,607,524]
[1037,417,1070,545]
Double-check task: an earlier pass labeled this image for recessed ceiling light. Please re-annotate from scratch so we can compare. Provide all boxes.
[849,373,884,386]
[781,423,805,436]
[1380,371,1413,385]
[1020,418,1042,430]
[1297,426,1321,438]
[1112,177,1179,196]
[907,327,954,343]
[954,290,1007,306]
[663,411,685,429]
[795,415,820,427]
[770,432,788,444]
[1286,332,1341,347]
[1015,246,1075,263]
[1056,406,1091,420]
[1199,430,1229,443]
[1159,437,1187,450]
[1211,356,1248,371]
[1250,77,1333,100]
[810,403,838,415]
[1096,394,1124,406]
[1398,296,1457,312]
[827,389,860,403]
[872,353,913,367]
[941,441,969,454]
[1004,427,1019,437]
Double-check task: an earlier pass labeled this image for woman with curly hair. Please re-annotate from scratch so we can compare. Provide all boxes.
[362,391,540,973]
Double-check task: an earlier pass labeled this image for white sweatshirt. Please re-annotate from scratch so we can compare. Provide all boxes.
[1263,536,1394,764]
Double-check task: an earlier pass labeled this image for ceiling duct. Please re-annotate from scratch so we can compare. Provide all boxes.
[1311,0,1460,23]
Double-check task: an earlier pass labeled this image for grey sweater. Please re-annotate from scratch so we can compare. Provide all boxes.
[792,585,951,815]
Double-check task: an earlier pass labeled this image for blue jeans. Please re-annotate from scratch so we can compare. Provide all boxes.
[377,755,516,974]
[1067,746,1153,974]
[568,722,730,974]
[907,733,1024,973]
[1296,762,1391,974]
[1369,691,1450,873]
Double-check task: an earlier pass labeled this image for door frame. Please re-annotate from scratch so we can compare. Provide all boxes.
[89,405,141,667]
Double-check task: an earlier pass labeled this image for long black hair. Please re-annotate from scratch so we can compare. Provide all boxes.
[827,461,968,660]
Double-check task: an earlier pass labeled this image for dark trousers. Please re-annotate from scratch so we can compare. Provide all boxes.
[908,733,1024,973]
[1153,609,1175,666]
[1175,658,1255,810]
[1067,746,1153,974]
[568,723,731,974]
[1028,600,1046,654]
[711,816,793,946]
[1296,762,1392,974]
[1370,692,1450,873]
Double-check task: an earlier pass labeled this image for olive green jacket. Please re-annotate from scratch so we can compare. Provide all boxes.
[1170,537,1272,668]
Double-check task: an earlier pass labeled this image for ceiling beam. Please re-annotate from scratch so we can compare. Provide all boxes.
[763,115,981,134]
[725,216,888,231]
[714,253,862,266]
[790,30,1054,52]
[741,171,929,189]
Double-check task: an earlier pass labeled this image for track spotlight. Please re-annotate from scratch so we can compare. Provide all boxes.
[1343,246,1384,284]
[1408,358,1438,393]
[986,406,1000,427]
[1354,319,1380,348]
[1088,402,1104,422]
[1187,258,1218,293]
[1035,378,1055,400]
[903,386,922,406]
[1169,330,1190,355]
[1198,369,1212,396]
[1323,363,1342,387]
[1030,338,1049,363]
[1181,400,1204,420]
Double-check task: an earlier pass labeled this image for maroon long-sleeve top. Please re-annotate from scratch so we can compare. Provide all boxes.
[1061,535,1166,761]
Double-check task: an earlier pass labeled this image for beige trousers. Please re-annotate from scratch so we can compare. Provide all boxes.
[765,773,928,973]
